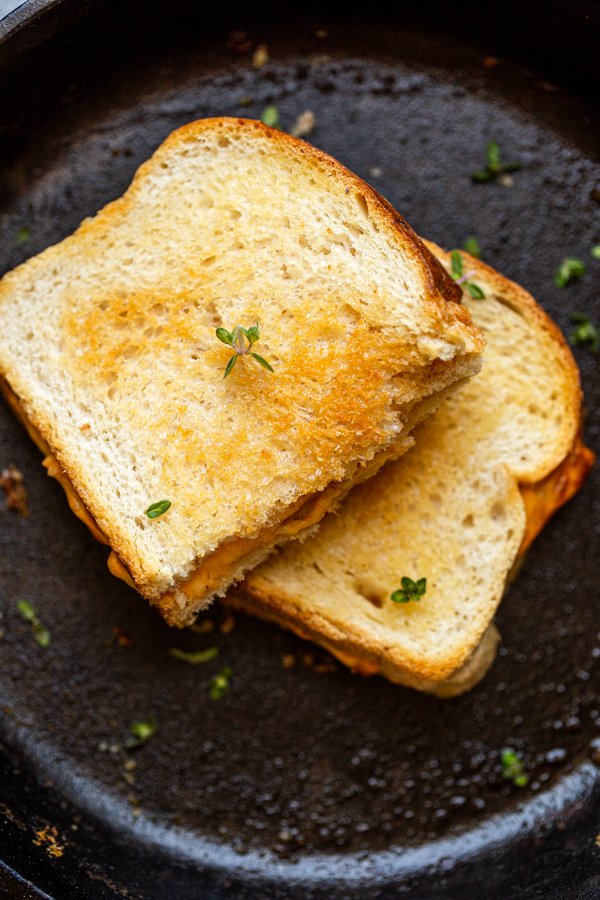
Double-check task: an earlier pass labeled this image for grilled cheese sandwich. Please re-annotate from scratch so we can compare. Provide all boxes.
[232,244,593,694]
[0,119,483,623]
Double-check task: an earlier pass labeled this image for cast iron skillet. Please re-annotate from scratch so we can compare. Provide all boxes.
[0,1,599,897]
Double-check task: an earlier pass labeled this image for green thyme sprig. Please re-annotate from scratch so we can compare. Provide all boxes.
[260,105,281,129]
[472,141,521,183]
[569,313,598,352]
[210,666,233,700]
[463,236,481,259]
[391,577,427,604]
[124,714,157,749]
[216,323,274,378]
[16,599,50,648]
[591,245,600,260]
[555,257,585,288]
[169,646,219,665]
[500,747,529,787]
[450,250,485,299]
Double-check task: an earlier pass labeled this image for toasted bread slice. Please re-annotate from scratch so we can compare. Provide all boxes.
[234,243,594,694]
[0,119,483,625]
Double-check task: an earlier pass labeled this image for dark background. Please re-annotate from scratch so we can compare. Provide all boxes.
[0,1,599,897]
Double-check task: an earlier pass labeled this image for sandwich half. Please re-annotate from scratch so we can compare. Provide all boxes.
[0,119,483,625]
[232,242,594,695]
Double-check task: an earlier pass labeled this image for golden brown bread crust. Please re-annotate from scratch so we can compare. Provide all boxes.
[429,243,595,547]
[1,371,461,628]
[226,589,501,697]
[0,118,484,609]
[1,220,592,688]
[235,570,500,690]
[164,119,466,316]
[424,240,586,483]
[230,435,592,693]
[366,191,463,308]
[0,119,484,620]
[237,245,594,694]
[0,376,111,546]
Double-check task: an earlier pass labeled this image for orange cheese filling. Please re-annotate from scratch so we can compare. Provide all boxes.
[156,443,402,615]
[0,377,398,610]
[228,438,594,688]
[519,437,595,552]
[1,376,593,622]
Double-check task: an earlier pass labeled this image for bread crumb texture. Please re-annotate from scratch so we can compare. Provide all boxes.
[0,119,482,599]
[246,243,584,687]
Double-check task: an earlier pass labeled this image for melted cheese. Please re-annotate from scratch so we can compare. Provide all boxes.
[105,485,346,598]
[0,376,397,605]
[1,376,593,619]
[157,445,401,613]
[107,549,136,586]
[519,438,594,552]
[43,455,109,545]
[35,436,596,607]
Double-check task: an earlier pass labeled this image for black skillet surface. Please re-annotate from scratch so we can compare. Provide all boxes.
[0,1,599,897]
